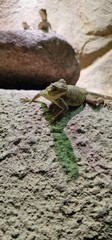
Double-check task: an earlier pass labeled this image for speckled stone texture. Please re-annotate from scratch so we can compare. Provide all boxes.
[0,0,112,95]
[0,30,80,89]
[0,89,112,240]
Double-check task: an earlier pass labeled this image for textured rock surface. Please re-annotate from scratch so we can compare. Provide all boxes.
[78,50,112,96]
[0,30,80,89]
[0,89,112,240]
[0,0,112,94]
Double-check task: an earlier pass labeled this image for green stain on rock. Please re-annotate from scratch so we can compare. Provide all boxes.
[52,128,78,178]
[41,103,84,179]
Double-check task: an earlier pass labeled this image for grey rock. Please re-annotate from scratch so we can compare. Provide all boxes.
[0,30,80,89]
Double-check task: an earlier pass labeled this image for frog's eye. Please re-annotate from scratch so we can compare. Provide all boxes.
[48,85,57,93]
[51,85,57,91]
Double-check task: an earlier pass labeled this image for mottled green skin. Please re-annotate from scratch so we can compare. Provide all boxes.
[21,79,112,118]
[41,79,87,109]
[41,79,112,112]
[61,85,87,107]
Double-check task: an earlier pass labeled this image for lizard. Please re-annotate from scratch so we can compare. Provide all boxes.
[22,22,31,30]
[22,9,51,32]
[20,79,112,120]
[38,9,52,33]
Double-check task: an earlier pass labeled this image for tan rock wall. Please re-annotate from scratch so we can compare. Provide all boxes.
[0,0,112,94]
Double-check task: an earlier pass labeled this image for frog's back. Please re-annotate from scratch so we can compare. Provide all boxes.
[63,85,87,107]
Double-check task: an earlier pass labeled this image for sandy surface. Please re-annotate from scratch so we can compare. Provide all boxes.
[0,89,112,240]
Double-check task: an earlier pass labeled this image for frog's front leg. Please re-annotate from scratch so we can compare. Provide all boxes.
[29,93,41,103]
[20,93,41,103]
[52,97,68,120]
[20,97,31,103]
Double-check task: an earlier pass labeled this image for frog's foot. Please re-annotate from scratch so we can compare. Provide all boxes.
[39,101,49,110]
[103,100,112,109]
[86,95,104,106]
[48,117,57,125]
[94,98,104,106]
[95,99,112,109]
[20,97,31,103]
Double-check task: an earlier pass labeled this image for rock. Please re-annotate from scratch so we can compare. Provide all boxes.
[77,50,112,96]
[0,30,80,89]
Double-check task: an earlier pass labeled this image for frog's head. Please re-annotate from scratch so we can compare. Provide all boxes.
[44,79,68,100]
